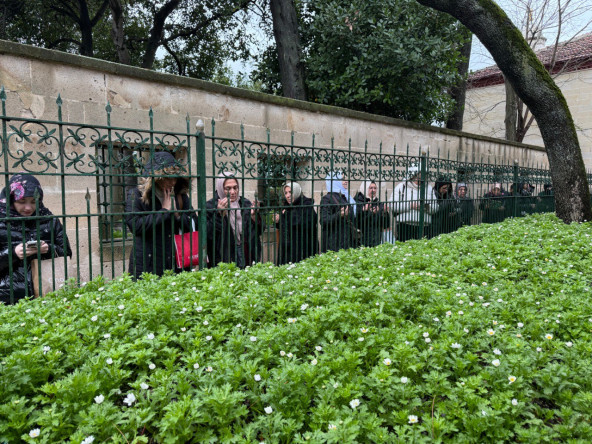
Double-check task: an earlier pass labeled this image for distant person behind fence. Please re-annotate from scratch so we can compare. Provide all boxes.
[480,183,510,224]
[206,172,263,268]
[125,152,197,280]
[354,180,389,247]
[431,177,461,237]
[390,166,438,242]
[454,183,474,228]
[0,174,72,304]
[536,183,554,213]
[275,181,318,265]
[321,172,358,252]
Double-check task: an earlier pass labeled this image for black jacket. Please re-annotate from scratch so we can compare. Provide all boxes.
[125,183,196,280]
[276,195,318,265]
[205,196,263,268]
[320,192,356,252]
[354,192,389,247]
[0,205,71,304]
[479,191,511,224]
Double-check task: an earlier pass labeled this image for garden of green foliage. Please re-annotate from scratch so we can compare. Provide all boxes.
[2,214,592,443]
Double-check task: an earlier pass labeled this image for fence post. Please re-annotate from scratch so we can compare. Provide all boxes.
[513,159,519,218]
[419,150,427,237]
[196,119,207,270]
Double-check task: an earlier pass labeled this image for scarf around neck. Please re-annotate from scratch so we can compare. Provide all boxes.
[215,172,243,242]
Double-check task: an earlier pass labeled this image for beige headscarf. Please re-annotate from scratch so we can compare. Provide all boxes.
[215,172,243,242]
[283,181,302,203]
[358,180,383,200]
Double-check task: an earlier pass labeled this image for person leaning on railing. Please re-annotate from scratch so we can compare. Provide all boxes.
[354,180,389,247]
[205,172,263,268]
[454,183,474,228]
[389,166,438,242]
[479,183,510,224]
[0,174,72,304]
[274,181,318,265]
[320,172,358,252]
[125,152,197,280]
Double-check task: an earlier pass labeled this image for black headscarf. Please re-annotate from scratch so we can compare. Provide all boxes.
[434,177,453,199]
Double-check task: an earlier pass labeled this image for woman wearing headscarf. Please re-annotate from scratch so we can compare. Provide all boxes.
[354,180,389,247]
[320,172,358,252]
[125,151,197,279]
[0,174,72,304]
[206,172,263,268]
[430,177,461,237]
[454,183,474,228]
[479,183,510,224]
[274,181,318,265]
[389,166,438,242]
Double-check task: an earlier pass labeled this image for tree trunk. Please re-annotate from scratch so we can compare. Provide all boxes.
[504,79,517,141]
[78,0,94,56]
[108,0,130,65]
[270,0,307,101]
[446,27,472,130]
[142,0,181,70]
[416,0,591,223]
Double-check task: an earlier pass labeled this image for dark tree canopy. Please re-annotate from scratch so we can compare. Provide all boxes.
[416,0,591,223]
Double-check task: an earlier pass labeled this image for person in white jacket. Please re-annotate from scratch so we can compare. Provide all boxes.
[389,166,438,242]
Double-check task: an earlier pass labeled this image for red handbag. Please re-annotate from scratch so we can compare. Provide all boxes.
[174,220,201,268]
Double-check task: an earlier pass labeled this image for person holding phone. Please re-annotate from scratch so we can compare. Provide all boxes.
[125,151,197,280]
[0,174,72,304]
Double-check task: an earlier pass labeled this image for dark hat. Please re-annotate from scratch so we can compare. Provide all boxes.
[142,152,179,177]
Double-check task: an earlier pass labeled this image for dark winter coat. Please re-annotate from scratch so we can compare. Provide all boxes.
[479,191,511,224]
[455,197,475,227]
[536,189,554,213]
[354,192,389,247]
[0,204,71,304]
[320,192,356,252]
[276,195,318,265]
[205,196,263,268]
[125,153,197,279]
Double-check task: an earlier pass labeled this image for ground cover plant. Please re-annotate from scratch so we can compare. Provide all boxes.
[1,214,592,443]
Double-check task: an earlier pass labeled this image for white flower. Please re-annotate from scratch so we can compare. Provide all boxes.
[29,429,40,438]
[181,327,186,332]
[103,333,111,339]
[433,317,440,322]
[39,319,46,324]
[493,349,502,355]
[328,424,337,430]
[43,346,51,354]
[401,376,408,384]
[140,383,149,390]
[566,341,573,347]
[492,359,501,367]
[206,336,212,341]
[193,363,200,369]
[361,327,368,333]
[123,393,136,406]
[458,311,464,315]
[250,336,257,342]
[280,350,286,356]
[300,304,309,311]
[425,338,431,343]
[482,410,487,416]
[408,415,418,424]
[545,333,553,340]
[81,436,95,444]
[196,306,203,312]
[254,374,261,381]
[536,347,542,352]
[91,315,98,322]
[264,406,273,414]
[487,329,495,336]
[358,337,364,342]
[149,363,156,370]
[106,358,113,365]
[451,343,461,349]
[423,332,430,338]
[206,366,213,372]
[349,399,360,409]
[146,333,155,340]
[311,358,318,365]
[517,322,524,328]
[512,398,518,406]
[383,358,392,365]
[508,375,517,384]
[203,320,209,326]
[287,318,297,324]
[315,346,322,351]
[446,311,452,317]
[287,353,293,358]
[94,394,104,404]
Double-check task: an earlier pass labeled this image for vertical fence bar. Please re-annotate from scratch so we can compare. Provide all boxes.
[196,120,207,270]
[419,150,427,237]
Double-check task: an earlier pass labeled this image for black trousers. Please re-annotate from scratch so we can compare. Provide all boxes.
[397,223,425,242]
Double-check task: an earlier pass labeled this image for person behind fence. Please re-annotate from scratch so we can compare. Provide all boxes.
[479,183,510,224]
[390,166,438,242]
[430,177,461,237]
[454,183,474,228]
[321,172,358,252]
[354,180,389,247]
[125,152,197,280]
[0,174,72,304]
[206,172,263,268]
[536,183,554,213]
[275,181,318,265]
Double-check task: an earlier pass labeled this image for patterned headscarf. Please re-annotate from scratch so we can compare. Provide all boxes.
[215,172,243,242]
[0,174,48,217]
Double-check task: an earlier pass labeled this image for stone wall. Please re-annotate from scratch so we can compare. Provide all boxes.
[0,40,550,282]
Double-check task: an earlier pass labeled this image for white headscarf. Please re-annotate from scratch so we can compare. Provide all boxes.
[283,181,302,203]
[325,172,356,215]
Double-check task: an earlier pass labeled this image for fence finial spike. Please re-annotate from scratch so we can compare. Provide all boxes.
[195,119,205,132]
[85,188,91,201]
[0,86,5,101]
[105,101,112,113]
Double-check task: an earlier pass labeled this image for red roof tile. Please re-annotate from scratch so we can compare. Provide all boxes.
[469,32,592,88]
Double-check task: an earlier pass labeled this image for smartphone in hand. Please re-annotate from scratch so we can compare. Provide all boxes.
[25,240,38,249]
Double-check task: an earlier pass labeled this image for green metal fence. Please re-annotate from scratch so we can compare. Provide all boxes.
[0,88,566,304]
